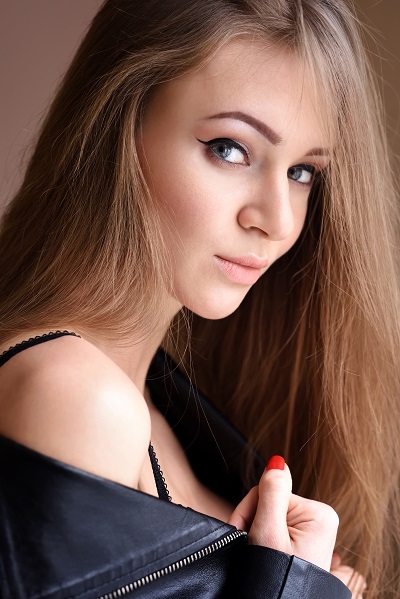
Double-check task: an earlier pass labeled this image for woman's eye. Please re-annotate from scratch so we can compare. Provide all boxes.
[287,164,316,185]
[197,138,249,165]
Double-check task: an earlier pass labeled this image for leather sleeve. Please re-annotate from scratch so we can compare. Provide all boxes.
[234,545,351,599]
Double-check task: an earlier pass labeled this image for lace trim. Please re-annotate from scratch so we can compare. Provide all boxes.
[0,330,81,367]
[148,442,172,502]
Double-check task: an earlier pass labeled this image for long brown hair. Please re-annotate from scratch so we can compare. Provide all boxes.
[0,1,399,596]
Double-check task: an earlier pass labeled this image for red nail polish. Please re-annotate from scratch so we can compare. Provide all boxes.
[265,455,285,471]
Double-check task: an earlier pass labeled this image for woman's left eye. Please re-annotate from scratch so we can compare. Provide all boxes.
[197,138,249,165]
[287,164,317,185]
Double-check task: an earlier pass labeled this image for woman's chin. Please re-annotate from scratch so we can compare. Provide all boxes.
[183,291,249,320]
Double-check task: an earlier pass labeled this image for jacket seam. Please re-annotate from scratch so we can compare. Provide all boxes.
[277,554,294,599]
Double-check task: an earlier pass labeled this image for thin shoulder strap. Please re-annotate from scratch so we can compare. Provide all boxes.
[0,330,172,502]
[148,443,172,502]
[0,331,81,367]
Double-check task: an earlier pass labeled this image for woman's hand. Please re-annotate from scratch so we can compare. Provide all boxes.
[330,553,367,598]
[228,456,338,572]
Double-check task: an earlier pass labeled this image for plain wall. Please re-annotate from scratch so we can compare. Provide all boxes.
[1,0,399,209]
[356,1,400,168]
[0,0,102,208]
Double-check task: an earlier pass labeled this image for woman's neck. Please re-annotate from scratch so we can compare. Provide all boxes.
[84,295,182,393]
[85,324,169,394]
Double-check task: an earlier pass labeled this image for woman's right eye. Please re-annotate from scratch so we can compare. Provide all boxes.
[197,138,250,165]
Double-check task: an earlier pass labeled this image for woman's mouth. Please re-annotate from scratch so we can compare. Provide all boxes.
[215,255,269,285]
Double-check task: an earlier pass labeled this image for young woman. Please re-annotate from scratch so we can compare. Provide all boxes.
[0,0,399,597]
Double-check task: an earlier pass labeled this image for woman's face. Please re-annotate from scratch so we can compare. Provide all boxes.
[140,39,329,319]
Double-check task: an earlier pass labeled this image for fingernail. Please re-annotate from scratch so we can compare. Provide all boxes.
[265,455,285,471]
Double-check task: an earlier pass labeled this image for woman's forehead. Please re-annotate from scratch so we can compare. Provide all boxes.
[151,39,332,154]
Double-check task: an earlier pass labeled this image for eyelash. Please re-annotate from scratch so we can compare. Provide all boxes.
[197,137,318,187]
[197,138,250,166]
[287,164,317,187]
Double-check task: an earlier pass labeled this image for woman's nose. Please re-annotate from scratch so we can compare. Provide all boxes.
[237,174,294,241]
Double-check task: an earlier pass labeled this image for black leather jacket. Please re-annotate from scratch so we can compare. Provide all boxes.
[0,350,350,598]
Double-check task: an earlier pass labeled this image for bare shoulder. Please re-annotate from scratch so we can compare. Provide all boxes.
[0,334,151,488]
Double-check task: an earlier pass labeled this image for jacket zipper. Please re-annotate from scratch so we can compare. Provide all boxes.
[97,529,247,598]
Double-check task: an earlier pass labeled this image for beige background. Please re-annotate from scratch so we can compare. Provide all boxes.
[1,1,399,208]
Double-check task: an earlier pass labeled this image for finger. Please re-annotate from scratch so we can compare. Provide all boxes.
[330,551,341,570]
[330,565,367,595]
[228,486,259,531]
[249,456,292,547]
[348,572,367,596]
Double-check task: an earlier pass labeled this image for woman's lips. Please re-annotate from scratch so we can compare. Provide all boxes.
[215,255,269,285]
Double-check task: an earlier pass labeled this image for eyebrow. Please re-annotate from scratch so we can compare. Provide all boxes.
[203,111,330,157]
